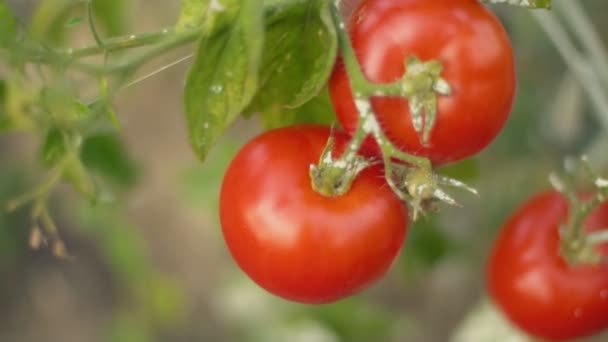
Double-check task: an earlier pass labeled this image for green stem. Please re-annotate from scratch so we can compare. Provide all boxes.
[553,158,608,265]
[566,196,600,242]
[66,28,177,58]
[329,2,430,169]
[6,161,65,212]
[87,1,105,51]
[105,30,200,73]
[328,4,425,99]
[24,29,200,77]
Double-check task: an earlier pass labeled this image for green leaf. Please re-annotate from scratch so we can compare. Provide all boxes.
[438,158,480,182]
[40,128,67,167]
[482,0,551,9]
[260,87,336,129]
[245,0,338,121]
[183,0,263,161]
[80,133,138,187]
[177,0,206,31]
[92,0,132,36]
[299,299,393,342]
[0,0,17,47]
[400,217,455,275]
[30,0,81,45]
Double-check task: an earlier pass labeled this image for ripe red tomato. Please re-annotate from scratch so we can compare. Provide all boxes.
[330,0,516,166]
[219,125,408,304]
[487,191,608,341]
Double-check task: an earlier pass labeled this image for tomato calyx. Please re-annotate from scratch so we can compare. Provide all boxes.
[309,134,370,197]
[396,166,478,220]
[399,55,451,146]
[308,2,476,218]
[550,156,608,266]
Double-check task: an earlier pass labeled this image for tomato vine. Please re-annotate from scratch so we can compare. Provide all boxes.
[8,1,608,340]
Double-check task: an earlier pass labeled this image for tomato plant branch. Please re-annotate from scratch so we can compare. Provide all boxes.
[310,1,474,219]
[65,28,177,59]
[105,30,200,74]
[23,28,200,77]
[6,161,65,213]
[550,157,608,265]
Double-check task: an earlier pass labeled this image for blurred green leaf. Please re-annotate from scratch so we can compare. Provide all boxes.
[80,133,138,187]
[183,0,263,161]
[30,0,81,45]
[79,203,149,281]
[0,0,17,47]
[106,314,152,342]
[400,217,455,275]
[246,0,338,125]
[139,277,186,327]
[92,0,131,36]
[40,128,67,167]
[438,158,480,182]
[260,88,336,129]
[176,0,211,31]
[298,299,393,342]
[181,140,239,208]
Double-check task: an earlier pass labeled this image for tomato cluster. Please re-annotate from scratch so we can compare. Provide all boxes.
[225,0,608,339]
[219,0,520,305]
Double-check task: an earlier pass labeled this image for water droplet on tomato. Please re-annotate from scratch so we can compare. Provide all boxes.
[601,289,608,300]
[574,308,583,318]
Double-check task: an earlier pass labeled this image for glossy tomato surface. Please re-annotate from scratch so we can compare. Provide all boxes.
[219,125,408,304]
[487,191,608,341]
[330,0,516,166]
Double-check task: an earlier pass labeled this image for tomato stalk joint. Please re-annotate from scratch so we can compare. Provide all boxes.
[549,157,608,266]
[309,135,370,197]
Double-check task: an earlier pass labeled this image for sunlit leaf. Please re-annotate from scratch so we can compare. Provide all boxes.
[183,0,263,161]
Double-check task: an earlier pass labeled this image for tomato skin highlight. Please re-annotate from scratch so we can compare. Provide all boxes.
[219,125,408,304]
[487,191,608,341]
[330,0,516,166]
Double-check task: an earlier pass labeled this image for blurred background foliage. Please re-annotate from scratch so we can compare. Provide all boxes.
[1,0,608,341]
